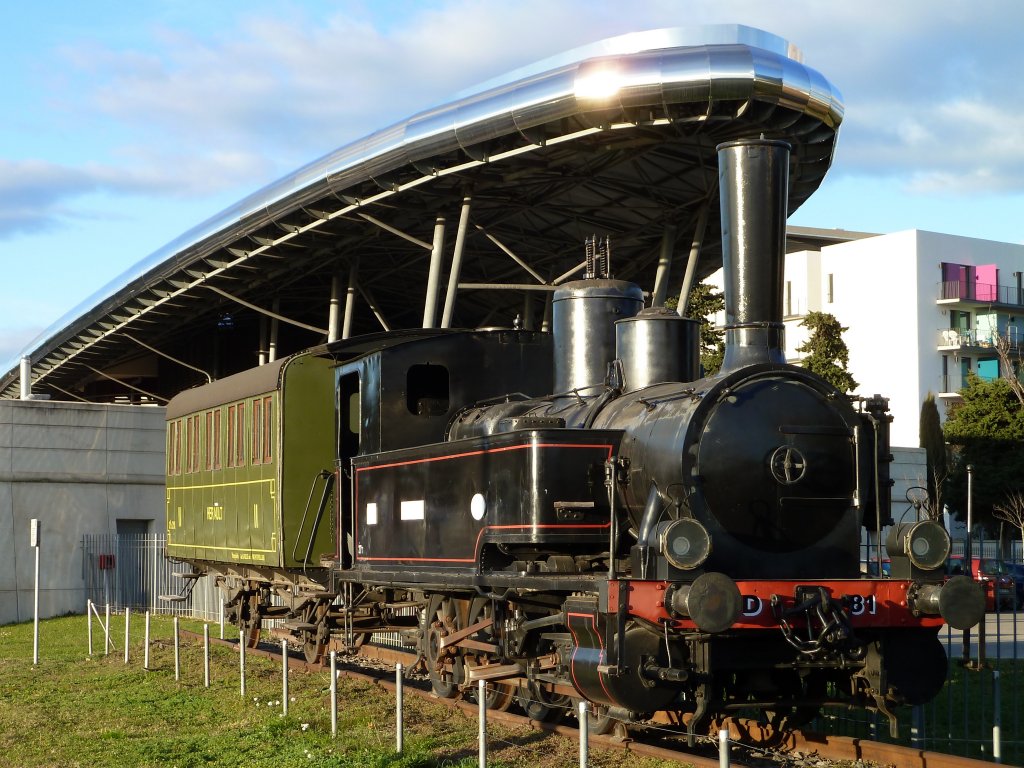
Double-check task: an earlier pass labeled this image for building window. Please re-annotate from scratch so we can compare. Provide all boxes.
[785,281,793,316]
[827,273,834,303]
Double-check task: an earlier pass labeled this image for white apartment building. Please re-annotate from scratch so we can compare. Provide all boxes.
[710,228,1024,449]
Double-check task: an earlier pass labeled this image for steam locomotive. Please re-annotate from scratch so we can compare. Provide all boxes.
[164,138,984,739]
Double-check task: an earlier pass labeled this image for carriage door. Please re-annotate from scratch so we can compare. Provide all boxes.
[336,370,360,568]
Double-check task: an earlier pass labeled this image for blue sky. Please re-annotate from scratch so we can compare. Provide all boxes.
[3,0,1024,367]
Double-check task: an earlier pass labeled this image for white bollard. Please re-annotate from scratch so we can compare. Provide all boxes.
[578,700,589,768]
[478,679,487,768]
[396,663,404,753]
[87,600,94,656]
[104,603,111,656]
[219,597,225,640]
[123,608,131,664]
[173,616,180,681]
[144,612,151,670]
[330,651,338,739]
[719,728,730,768]
[282,640,289,715]
[240,637,246,697]
[203,625,210,688]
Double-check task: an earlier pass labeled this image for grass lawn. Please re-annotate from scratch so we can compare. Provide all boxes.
[0,614,676,768]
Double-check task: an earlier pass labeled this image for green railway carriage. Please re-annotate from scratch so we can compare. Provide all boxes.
[165,352,335,580]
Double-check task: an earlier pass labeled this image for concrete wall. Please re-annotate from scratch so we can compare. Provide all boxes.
[0,400,165,625]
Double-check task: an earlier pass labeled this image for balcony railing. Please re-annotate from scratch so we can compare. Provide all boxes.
[936,326,1020,349]
[939,374,967,394]
[940,280,1024,306]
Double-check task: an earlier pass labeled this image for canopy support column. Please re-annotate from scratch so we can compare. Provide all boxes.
[441,194,473,329]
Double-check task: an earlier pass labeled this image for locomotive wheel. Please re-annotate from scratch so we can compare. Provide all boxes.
[515,681,570,722]
[424,595,464,698]
[465,598,515,711]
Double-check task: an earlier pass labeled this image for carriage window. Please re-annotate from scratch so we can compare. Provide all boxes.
[167,420,181,475]
[406,364,449,416]
[252,399,262,464]
[204,410,221,470]
[263,396,273,463]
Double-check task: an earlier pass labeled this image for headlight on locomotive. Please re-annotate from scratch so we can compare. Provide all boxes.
[660,518,711,570]
[886,520,950,570]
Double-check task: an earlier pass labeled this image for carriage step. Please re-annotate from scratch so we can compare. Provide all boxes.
[159,594,189,603]
[282,622,318,632]
[171,571,205,580]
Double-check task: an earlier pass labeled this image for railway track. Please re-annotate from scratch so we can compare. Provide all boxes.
[179,630,999,768]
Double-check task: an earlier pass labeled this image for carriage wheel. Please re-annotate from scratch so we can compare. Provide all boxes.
[302,602,329,664]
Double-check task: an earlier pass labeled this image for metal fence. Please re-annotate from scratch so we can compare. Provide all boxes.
[81,533,222,620]
[83,532,1021,761]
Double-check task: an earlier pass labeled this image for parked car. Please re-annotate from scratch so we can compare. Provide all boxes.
[946,555,1017,611]
[863,558,891,576]
[1002,561,1024,609]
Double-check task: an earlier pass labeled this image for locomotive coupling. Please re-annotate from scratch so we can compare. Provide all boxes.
[666,572,742,633]
[909,575,985,630]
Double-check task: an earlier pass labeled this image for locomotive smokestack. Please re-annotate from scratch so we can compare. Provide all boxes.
[716,138,791,372]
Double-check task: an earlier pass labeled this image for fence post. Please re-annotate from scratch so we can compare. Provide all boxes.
[282,640,289,715]
[144,611,151,670]
[395,663,404,753]
[240,637,246,698]
[87,599,93,656]
[123,608,131,665]
[330,651,338,739]
[993,669,1002,764]
[204,625,210,688]
[104,603,111,656]
[579,700,589,768]
[719,728,730,768]
[219,597,225,640]
[173,616,180,681]
[478,679,487,768]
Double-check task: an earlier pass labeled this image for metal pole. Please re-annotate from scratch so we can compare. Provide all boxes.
[607,458,617,580]
[396,663,404,753]
[282,640,289,715]
[651,224,676,307]
[578,700,589,768]
[104,603,111,656]
[32,533,40,665]
[964,463,974,661]
[87,599,94,656]
[677,201,711,315]
[328,273,342,343]
[123,608,131,664]
[258,317,268,366]
[478,679,487,768]
[269,298,279,362]
[441,195,473,328]
[144,611,150,670]
[719,728,730,768]
[330,651,338,739]
[993,669,1002,763]
[342,259,359,340]
[422,216,447,328]
[173,616,180,681]
[240,636,247,697]
[204,625,210,688]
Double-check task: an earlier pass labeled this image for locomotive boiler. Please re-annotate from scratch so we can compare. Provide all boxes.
[165,138,985,740]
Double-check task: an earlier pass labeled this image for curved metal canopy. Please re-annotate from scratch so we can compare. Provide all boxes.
[1,24,845,403]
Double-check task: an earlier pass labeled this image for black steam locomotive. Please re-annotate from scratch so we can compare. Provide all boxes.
[165,138,983,739]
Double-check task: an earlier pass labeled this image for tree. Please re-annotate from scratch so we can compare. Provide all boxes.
[918,393,948,520]
[667,282,725,376]
[993,331,1024,407]
[796,311,858,393]
[943,373,1024,532]
[993,491,1024,556]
